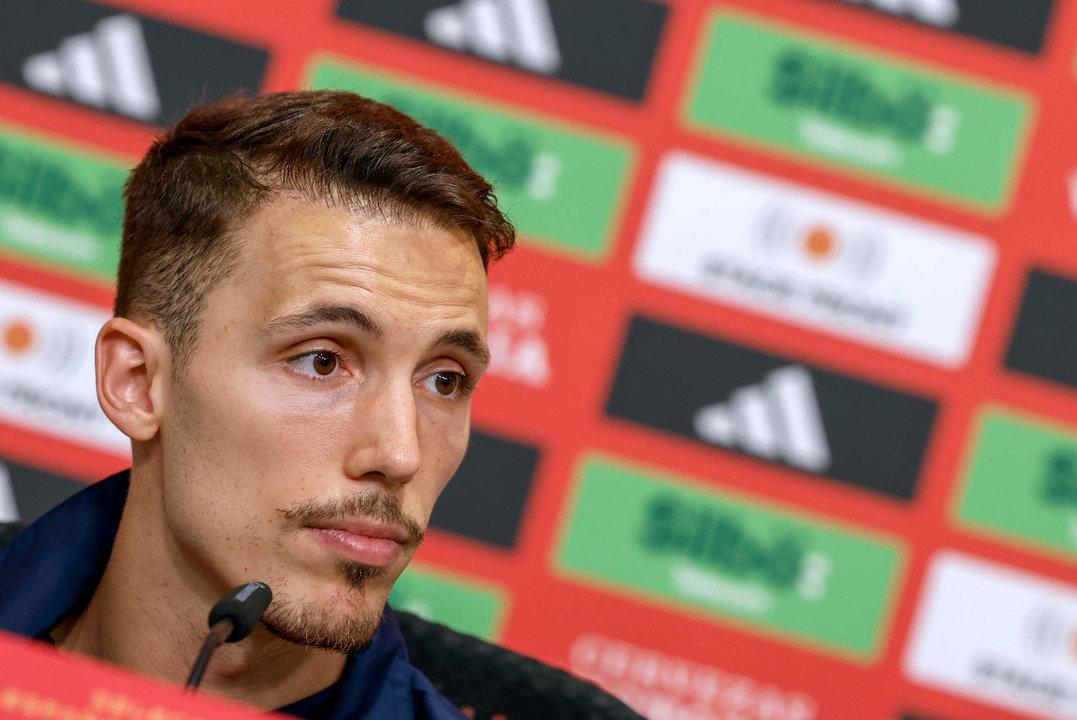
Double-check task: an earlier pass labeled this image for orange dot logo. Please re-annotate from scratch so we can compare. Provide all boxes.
[2,320,34,356]
[802,226,838,261]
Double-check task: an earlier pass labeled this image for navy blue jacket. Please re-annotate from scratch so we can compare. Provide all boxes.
[0,471,466,720]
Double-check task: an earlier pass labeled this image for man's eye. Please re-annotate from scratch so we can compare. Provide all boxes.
[292,351,340,377]
[428,371,463,397]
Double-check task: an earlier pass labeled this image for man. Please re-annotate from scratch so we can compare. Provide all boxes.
[0,90,515,718]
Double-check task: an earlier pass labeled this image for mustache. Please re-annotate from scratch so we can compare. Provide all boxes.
[278,491,425,547]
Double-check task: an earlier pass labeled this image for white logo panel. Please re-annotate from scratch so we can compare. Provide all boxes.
[905,552,1077,719]
[634,152,996,367]
[0,280,127,454]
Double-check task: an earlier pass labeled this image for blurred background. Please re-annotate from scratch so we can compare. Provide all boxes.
[1,0,1076,718]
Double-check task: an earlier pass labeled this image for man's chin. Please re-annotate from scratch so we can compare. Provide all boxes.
[259,561,391,654]
[261,598,385,654]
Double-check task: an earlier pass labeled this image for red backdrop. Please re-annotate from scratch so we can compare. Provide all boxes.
[2,2,1077,720]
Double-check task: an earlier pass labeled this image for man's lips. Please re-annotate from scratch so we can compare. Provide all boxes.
[305,518,411,567]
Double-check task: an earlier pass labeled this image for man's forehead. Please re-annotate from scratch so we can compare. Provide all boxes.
[230,196,486,300]
[203,196,489,354]
[240,193,483,263]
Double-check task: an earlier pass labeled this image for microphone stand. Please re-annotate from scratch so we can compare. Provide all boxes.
[185,618,235,689]
[184,581,272,691]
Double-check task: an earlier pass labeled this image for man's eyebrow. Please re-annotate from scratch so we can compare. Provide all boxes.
[262,307,489,367]
[437,328,491,370]
[262,305,381,337]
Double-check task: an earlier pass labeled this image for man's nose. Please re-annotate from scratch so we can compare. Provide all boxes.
[342,377,422,484]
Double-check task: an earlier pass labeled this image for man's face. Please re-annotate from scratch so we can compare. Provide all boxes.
[156,194,488,652]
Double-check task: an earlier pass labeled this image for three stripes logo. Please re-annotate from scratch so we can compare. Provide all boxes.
[693,365,831,472]
[424,0,561,74]
[334,0,668,102]
[824,0,1055,54]
[22,14,160,122]
[0,0,269,125]
[607,316,937,500]
[836,0,959,26]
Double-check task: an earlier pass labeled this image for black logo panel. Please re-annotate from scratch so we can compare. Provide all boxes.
[0,0,268,124]
[1005,269,1077,390]
[430,430,539,548]
[0,457,87,526]
[822,0,1055,54]
[334,0,667,102]
[607,316,937,500]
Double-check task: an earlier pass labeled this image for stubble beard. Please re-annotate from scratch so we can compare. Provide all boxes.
[261,560,390,654]
[261,490,423,654]
[165,363,425,655]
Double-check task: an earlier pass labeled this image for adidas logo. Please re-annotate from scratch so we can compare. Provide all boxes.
[21,13,161,121]
[838,0,960,26]
[693,365,832,472]
[424,0,562,74]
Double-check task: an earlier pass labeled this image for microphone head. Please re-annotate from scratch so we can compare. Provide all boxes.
[208,581,273,643]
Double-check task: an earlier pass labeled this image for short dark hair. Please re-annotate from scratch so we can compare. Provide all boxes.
[115,90,515,367]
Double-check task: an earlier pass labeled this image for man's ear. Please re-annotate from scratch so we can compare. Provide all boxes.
[95,317,170,442]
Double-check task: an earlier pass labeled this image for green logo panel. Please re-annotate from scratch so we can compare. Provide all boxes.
[389,564,508,641]
[308,58,634,260]
[957,409,1077,560]
[686,12,1032,211]
[0,124,128,280]
[555,455,904,660]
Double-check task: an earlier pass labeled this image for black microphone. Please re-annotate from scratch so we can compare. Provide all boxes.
[185,581,272,690]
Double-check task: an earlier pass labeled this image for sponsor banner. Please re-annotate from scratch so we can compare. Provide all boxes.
[1068,168,1077,221]
[0,630,271,720]
[568,632,819,720]
[487,283,553,389]
[635,151,996,367]
[823,0,1055,54]
[0,279,127,454]
[334,0,667,102]
[685,13,1032,211]
[555,456,905,659]
[478,251,620,433]
[606,315,937,500]
[0,123,126,281]
[0,456,86,526]
[1006,270,1077,392]
[389,564,508,641]
[308,58,634,259]
[905,551,1077,719]
[957,409,1077,561]
[430,429,539,548]
[0,0,268,125]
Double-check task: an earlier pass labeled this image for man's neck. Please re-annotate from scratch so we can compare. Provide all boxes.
[54,471,348,710]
